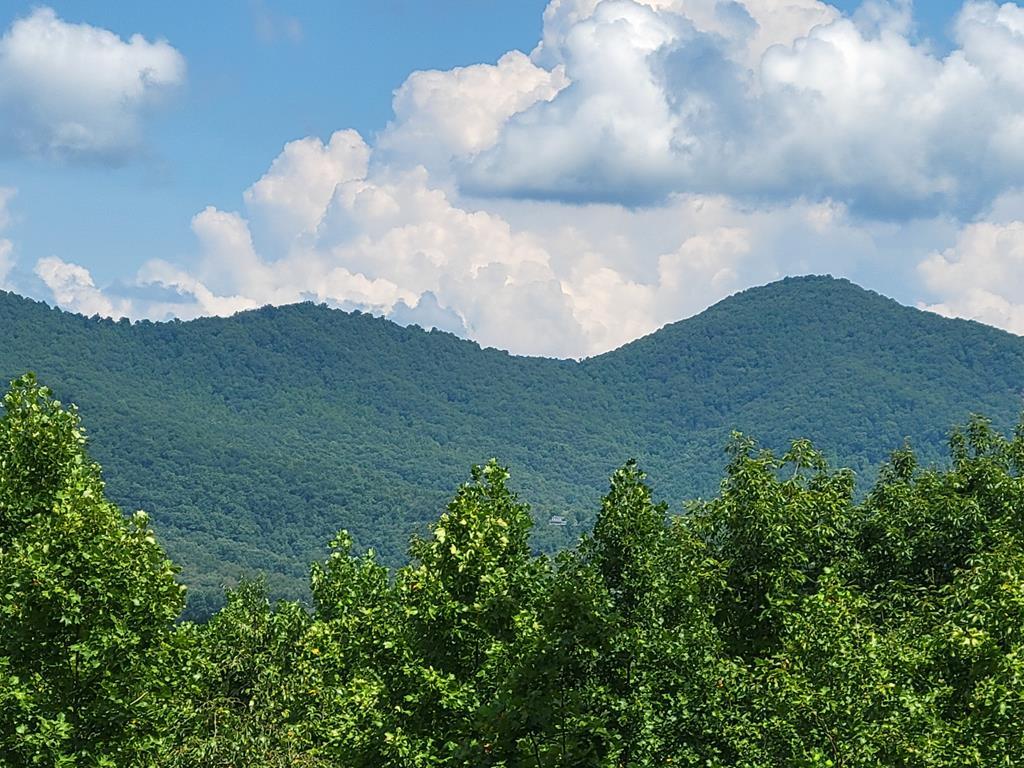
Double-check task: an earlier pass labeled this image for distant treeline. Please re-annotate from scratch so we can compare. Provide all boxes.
[2,373,1023,765]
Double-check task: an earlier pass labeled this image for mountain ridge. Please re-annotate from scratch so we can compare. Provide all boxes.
[3,275,1022,616]
[7,273,1019,358]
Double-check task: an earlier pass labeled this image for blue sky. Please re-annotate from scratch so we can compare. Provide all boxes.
[2,0,1024,357]
[1,1,550,283]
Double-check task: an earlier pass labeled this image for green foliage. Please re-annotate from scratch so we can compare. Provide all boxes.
[692,437,856,658]
[6,375,1024,764]
[157,581,319,767]
[4,275,1024,616]
[0,374,183,766]
[148,415,1024,766]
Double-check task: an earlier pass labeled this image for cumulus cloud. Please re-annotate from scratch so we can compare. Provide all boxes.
[0,7,185,161]
[463,0,1024,216]
[919,215,1024,334]
[67,127,897,357]
[130,259,262,319]
[34,257,130,317]
[244,130,370,252]
[532,0,838,69]
[389,291,469,336]
[468,0,690,204]
[171,149,608,355]
[378,51,569,173]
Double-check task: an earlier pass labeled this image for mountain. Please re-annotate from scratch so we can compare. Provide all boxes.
[3,275,1023,616]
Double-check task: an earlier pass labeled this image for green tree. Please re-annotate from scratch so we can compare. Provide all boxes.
[157,580,319,768]
[393,460,544,766]
[301,534,406,766]
[0,374,184,766]
[692,436,856,659]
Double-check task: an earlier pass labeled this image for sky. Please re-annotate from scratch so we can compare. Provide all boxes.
[1,0,1023,358]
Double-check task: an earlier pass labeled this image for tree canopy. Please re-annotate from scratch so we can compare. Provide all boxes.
[2,374,1024,765]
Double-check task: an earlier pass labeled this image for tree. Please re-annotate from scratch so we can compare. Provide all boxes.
[393,460,544,766]
[0,374,184,766]
[157,580,319,768]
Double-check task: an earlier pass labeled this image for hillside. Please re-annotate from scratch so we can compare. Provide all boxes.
[585,276,1024,484]
[3,275,1023,615]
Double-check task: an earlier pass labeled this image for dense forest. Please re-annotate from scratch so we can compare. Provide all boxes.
[3,373,1024,766]
[3,275,1024,616]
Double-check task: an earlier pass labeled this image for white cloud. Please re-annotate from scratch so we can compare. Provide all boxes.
[533,0,839,69]
[312,165,591,356]
[131,259,262,319]
[0,7,185,161]
[469,0,686,202]
[378,51,568,172]
[189,207,273,298]
[919,217,1024,334]
[34,257,129,317]
[461,0,1024,215]
[244,130,370,251]
[73,130,909,357]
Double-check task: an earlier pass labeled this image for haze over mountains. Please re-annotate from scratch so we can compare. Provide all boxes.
[4,275,1023,616]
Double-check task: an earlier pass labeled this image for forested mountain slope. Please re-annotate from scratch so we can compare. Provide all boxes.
[585,275,1024,485]
[3,275,1022,615]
